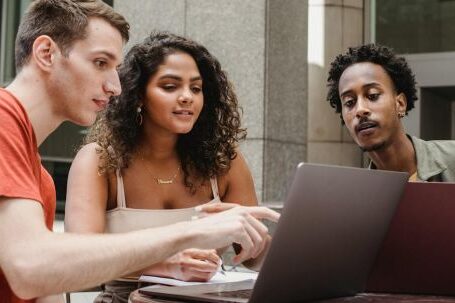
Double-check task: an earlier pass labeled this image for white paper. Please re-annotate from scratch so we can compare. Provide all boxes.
[139,271,258,287]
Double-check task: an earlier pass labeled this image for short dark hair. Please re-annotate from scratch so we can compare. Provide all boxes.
[327,44,417,119]
[15,0,129,71]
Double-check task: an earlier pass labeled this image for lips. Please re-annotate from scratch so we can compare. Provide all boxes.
[93,98,109,110]
[355,120,378,133]
[173,109,194,115]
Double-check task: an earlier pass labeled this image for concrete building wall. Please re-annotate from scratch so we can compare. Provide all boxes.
[307,0,364,167]
[114,0,308,203]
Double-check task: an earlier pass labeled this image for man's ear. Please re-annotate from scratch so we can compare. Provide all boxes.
[32,35,59,72]
[396,92,407,114]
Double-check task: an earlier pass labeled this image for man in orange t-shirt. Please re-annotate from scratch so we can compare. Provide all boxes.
[0,1,279,302]
[0,89,56,303]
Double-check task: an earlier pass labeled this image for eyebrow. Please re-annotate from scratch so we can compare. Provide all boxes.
[92,50,120,62]
[340,82,381,97]
[159,74,202,82]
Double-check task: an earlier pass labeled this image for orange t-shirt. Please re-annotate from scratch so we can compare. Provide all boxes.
[0,88,56,303]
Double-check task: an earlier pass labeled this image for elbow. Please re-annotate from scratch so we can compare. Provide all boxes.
[4,254,49,299]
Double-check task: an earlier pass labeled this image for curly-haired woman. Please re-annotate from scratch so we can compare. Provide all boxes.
[65,32,265,302]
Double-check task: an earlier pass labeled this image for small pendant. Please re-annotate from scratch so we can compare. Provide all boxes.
[157,178,174,185]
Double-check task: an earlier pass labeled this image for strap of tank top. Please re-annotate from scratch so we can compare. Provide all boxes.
[210,177,220,200]
[115,169,127,208]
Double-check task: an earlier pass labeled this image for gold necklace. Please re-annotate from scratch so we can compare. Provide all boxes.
[140,153,180,185]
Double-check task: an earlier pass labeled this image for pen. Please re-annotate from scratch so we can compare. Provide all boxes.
[218,260,226,276]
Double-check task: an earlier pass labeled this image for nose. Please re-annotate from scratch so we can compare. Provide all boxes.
[104,72,122,97]
[177,87,193,104]
[355,97,371,118]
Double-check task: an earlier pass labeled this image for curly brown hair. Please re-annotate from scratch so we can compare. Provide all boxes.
[85,32,246,190]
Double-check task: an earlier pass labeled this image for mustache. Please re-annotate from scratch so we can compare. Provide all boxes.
[355,117,378,132]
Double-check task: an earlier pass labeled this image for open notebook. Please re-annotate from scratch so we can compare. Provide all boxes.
[139,271,258,287]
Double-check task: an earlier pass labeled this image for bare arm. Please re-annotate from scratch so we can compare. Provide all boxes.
[3,143,280,298]
[211,151,271,270]
[0,197,279,299]
[221,151,258,207]
[65,144,220,282]
[0,198,193,299]
[65,143,109,233]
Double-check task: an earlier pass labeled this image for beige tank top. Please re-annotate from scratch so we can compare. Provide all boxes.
[105,169,221,233]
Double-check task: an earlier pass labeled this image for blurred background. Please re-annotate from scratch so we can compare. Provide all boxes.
[1,0,454,210]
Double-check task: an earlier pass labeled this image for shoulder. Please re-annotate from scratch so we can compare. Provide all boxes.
[71,142,106,173]
[226,150,251,177]
[0,90,36,163]
[0,90,33,139]
[411,136,455,181]
[412,136,455,161]
[218,149,257,205]
[75,142,102,160]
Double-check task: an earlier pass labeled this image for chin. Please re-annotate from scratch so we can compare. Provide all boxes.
[178,128,193,134]
[359,141,386,152]
[71,114,97,127]
[175,124,195,134]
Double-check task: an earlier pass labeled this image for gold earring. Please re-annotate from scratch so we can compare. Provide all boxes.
[136,106,143,125]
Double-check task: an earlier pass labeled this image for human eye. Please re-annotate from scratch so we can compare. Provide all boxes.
[94,59,108,69]
[162,83,177,91]
[191,85,202,94]
[367,93,380,101]
[342,97,355,108]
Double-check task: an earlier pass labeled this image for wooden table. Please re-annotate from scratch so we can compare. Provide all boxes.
[129,290,455,303]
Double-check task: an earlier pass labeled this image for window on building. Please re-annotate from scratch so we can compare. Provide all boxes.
[370,0,455,141]
[1,0,114,214]
[374,0,455,54]
[0,0,28,85]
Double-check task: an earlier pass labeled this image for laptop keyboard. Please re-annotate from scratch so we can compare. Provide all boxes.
[206,289,253,299]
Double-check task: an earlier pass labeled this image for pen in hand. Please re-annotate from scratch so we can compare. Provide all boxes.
[218,261,227,276]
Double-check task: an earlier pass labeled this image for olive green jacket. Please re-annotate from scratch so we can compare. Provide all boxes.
[369,135,455,182]
[410,136,455,182]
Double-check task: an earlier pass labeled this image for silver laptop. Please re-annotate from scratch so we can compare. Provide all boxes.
[139,163,408,303]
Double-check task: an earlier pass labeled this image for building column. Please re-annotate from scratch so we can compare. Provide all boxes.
[115,0,308,203]
[307,0,364,166]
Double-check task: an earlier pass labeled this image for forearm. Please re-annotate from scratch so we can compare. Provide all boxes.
[2,199,280,299]
[3,221,193,299]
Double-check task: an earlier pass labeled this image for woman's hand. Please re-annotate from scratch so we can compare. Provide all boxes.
[143,248,221,282]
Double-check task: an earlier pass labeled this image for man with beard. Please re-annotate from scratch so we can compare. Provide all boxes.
[326,44,455,182]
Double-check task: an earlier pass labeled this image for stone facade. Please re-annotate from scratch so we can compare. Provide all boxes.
[114,0,308,203]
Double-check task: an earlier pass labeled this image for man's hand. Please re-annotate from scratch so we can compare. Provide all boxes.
[187,205,280,265]
[143,249,221,282]
[195,202,240,214]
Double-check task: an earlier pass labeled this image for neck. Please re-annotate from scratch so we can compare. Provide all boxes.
[6,68,64,145]
[139,125,179,162]
[368,132,417,175]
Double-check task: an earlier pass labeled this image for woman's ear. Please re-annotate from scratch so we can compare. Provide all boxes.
[32,35,58,72]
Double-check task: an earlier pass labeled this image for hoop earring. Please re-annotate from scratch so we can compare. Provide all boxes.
[136,106,143,126]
